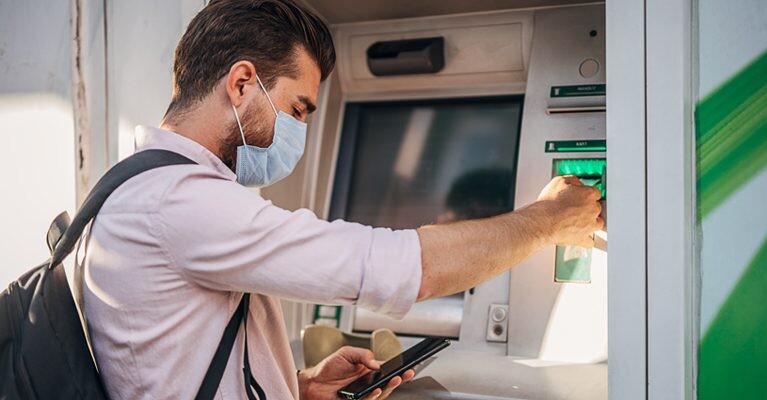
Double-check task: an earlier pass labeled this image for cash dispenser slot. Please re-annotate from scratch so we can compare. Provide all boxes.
[546,105,606,114]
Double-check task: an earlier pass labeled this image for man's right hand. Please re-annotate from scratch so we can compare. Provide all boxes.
[416,174,604,301]
[534,175,604,248]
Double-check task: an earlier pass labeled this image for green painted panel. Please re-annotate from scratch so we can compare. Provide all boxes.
[697,49,767,399]
[696,50,767,217]
[699,235,767,400]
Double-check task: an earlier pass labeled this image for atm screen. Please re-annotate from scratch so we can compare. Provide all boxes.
[330,96,524,337]
[330,96,524,229]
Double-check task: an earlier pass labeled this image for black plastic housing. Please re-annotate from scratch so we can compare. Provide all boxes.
[366,36,445,76]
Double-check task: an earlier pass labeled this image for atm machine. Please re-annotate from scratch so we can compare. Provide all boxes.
[265,3,608,399]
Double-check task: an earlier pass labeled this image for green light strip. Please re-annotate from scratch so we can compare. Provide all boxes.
[557,146,607,152]
[545,140,607,153]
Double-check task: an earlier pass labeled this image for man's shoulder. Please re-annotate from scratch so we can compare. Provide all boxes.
[100,163,236,215]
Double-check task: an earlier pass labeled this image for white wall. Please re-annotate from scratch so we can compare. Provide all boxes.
[698,0,767,96]
[106,0,204,162]
[0,0,76,287]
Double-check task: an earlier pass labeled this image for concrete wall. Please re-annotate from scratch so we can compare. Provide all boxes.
[0,0,76,286]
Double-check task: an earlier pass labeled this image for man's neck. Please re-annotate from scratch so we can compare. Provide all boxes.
[160,107,224,159]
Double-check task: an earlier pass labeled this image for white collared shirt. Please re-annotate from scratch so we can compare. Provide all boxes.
[82,126,422,399]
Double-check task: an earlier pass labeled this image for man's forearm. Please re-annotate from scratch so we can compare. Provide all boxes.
[415,202,553,301]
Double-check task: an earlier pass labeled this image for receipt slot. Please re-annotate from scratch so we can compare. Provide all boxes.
[552,158,606,283]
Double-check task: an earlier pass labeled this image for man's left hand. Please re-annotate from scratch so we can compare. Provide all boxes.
[298,346,415,400]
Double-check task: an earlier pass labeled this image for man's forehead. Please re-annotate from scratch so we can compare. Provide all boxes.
[289,50,321,109]
[295,50,321,91]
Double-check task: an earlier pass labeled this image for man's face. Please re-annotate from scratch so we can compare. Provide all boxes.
[220,47,321,172]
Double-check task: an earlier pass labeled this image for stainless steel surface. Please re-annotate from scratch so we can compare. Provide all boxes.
[508,5,608,363]
[389,350,607,399]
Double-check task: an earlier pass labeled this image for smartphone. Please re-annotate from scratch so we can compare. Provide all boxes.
[337,337,451,400]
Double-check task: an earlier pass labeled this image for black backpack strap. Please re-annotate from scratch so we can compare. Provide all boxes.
[242,295,267,400]
[49,148,263,399]
[195,294,247,400]
[49,149,196,267]
[196,293,266,400]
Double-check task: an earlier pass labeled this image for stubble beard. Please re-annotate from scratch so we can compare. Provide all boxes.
[220,103,274,173]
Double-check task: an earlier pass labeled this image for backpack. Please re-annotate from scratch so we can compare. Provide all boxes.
[0,149,264,399]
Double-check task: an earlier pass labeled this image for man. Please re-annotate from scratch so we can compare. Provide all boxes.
[82,0,603,399]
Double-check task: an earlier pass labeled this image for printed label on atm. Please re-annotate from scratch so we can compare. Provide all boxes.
[550,84,606,97]
[545,140,606,153]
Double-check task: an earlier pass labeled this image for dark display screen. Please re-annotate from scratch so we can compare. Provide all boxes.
[330,96,524,228]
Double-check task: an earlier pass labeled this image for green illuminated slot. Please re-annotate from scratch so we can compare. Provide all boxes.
[552,157,607,284]
[552,158,606,199]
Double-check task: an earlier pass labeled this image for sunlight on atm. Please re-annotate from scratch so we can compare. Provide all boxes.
[538,248,608,364]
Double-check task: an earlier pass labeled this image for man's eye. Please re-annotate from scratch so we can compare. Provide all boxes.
[292,108,302,118]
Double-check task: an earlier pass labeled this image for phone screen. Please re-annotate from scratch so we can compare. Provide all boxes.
[339,337,450,398]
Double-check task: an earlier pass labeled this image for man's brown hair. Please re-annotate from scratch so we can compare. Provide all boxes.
[165,0,335,117]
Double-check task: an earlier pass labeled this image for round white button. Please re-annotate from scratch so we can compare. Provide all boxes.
[579,58,600,78]
[492,307,507,322]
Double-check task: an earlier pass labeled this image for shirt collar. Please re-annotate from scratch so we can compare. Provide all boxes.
[134,125,236,181]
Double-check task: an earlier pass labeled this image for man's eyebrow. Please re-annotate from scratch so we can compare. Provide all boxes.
[298,95,317,114]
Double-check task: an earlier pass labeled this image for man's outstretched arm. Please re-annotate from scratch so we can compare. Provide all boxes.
[416,176,603,301]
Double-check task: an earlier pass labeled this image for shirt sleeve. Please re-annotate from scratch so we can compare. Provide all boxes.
[155,173,422,319]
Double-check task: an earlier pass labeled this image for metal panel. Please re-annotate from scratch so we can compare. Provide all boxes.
[605,0,648,397]
[508,5,607,364]
[332,10,533,95]
[646,0,696,398]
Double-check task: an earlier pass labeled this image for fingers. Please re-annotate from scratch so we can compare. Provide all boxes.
[338,346,380,370]
[363,388,383,400]
[595,216,605,231]
[377,376,403,399]
[361,371,413,400]
[586,185,602,200]
[560,175,584,186]
[401,369,415,382]
[576,234,596,249]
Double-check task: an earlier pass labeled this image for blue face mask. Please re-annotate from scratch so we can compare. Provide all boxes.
[232,75,307,188]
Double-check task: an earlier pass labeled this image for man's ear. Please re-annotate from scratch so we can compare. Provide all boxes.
[226,61,257,108]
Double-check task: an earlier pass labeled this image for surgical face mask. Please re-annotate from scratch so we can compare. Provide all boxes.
[232,75,307,188]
